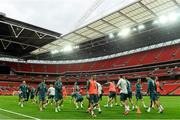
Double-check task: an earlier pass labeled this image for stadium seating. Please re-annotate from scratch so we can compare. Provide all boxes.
[1,44,180,74]
[160,84,180,95]
[0,44,180,96]
[33,64,45,73]
[0,74,180,96]
[0,66,180,82]
[172,87,180,95]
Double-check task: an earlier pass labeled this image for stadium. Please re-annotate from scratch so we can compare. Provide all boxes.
[0,0,180,119]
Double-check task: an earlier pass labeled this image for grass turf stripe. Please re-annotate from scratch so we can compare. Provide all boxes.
[0,108,40,120]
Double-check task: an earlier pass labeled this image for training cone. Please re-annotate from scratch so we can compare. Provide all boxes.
[136,107,141,114]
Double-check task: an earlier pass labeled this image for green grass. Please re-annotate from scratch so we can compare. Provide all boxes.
[0,96,180,119]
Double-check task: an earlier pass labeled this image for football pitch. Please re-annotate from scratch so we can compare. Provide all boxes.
[0,96,179,119]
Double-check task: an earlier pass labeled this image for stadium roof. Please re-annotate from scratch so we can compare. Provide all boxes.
[0,14,61,58]
[32,0,180,55]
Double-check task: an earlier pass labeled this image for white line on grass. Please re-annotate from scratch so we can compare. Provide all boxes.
[0,108,40,120]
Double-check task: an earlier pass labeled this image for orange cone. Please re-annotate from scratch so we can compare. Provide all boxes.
[136,107,141,114]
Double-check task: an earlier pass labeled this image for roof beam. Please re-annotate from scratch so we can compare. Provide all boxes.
[61,38,76,44]
[0,40,11,49]
[87,26,105,35]
[20,44,29,50]
[0,20,60,38]
[35,32,46,39]
[10,25,24,38]
[55,36,76,44]
[118,11,138,24]
[172,0,180,8]
[101,19,119,29]
[0,38,46,50]
[138,1,157,17]
[73,32,91,39]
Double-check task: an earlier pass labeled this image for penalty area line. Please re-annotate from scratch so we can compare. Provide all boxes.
[0,108,40,120]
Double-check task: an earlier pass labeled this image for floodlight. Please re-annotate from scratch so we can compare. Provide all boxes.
[168,12,179,22]
[108,33,114,39]
[60,49,64,52]
[152,20,159,25]
[51,50,58,54]
[63,45,73,52]
[132,27,137,31]
[159,16,168,24]
[74,45,79,49]
[118,28,130,37]
[138,24,145,30]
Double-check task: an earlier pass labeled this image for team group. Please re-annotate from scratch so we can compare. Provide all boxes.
[18,75,164,117]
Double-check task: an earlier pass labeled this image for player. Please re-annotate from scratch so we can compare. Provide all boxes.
[154,77,164,109]
[30,86,36,104]
[126,79,135,110]
[36,79,47,111]
[71,92,84,109]
[116,76,130,115]
[18,81,27,107]
[47,84,55,105]
[97,82,103,101]
[135,79,148,109]
[85,85,91,111]
[54,77,63,112]
[150,77,162,108]
[25,85,31,101]
[73,81,80,93]
[79,88,83,95]
[96,82,102,113]
[155,77,163,99]
[104,80,117,107]
[86,75,99,117]
[62,86,67,99]
[146,76,164,113]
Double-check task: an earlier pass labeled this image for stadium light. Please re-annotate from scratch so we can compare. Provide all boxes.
[118,28,130,37]
[63,45,73,52]
[159,15,168,24]
[152,20,159,25]
[138,24,145,30]
[108,33,114,39]
[60,49,64,52]
[132,27,137,31]
[51,49,59,54]
[74,45,79,49]
[168,12,179,22]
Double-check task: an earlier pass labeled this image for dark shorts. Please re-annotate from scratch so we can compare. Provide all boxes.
[127,92,132,99]
[19,92,27,99]
[30,95,35,99]
[109,91,116,98]
[150,92,158,101]
[76,97,83,102]
[55,93,63,101]
[136,92,143,100]
[39,95,46,101]
[89,94,98,104]
[156,92,160,98]
[48,95,54,99]
[120,93,128,101]
[99,94,103,100]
